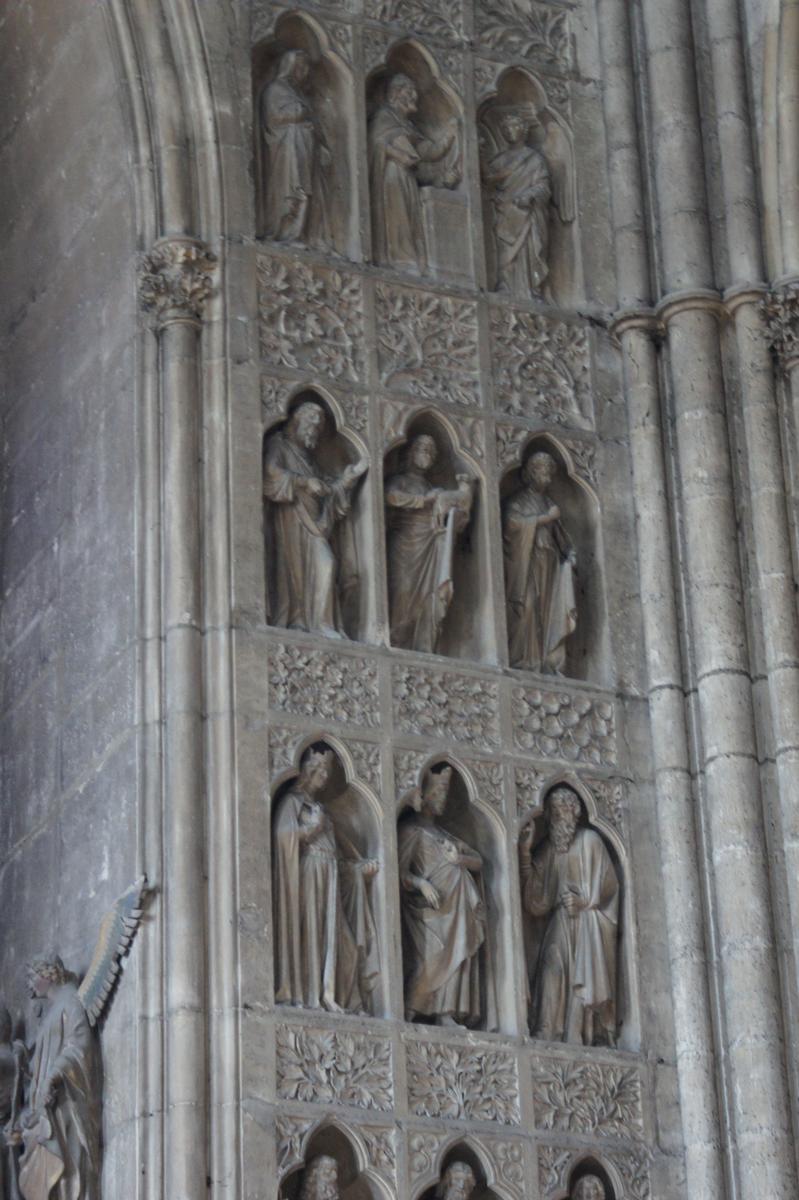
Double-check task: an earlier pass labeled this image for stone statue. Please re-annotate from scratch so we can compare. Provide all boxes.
[572,1177,606,1200]
[520,786,619,1045]
[436,1162,477,1200]
[273,748,380,1014]
[480,102,575,300]
[0,1004,21,1200]
[368,73,460,273]
[399,767,489,1027]
[4,880,145,1200]
[503,450,577,674]
[385,434,474,653]
[263,401,367,640]
[261,49,332,248]
[298,1155,339,1200]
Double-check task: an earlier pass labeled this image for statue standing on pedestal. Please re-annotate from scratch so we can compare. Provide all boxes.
[273,748,380,1013]
[520,786,619,1045]
[298,1155,340,1200]
[261,49,332,248]
[385,434,474,654]
[503,450,577,674]
[368,74,459,273]
[264,402,367,640]
[399,767,489,1027]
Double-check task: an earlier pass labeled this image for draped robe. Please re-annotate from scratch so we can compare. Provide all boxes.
[398,818,486,1024]
[368,105,433,271]
[503,486,576,673]
[18,986,100,1200]
[261,70,329,245]
[484,143,551,298]
[263,432,356,637]
[273,789,379,1013]
[385,472,467,653]
[522,827,619,1043]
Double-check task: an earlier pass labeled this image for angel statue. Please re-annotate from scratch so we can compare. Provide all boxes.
[480,102,575,302]
[5,878,146,1200]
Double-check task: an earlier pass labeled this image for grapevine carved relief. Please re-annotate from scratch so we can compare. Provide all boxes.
[269,644,380,728]
[368,0,464,41]
[376,284,481,407]
[394,747,428,801]
[490,307,591,428]
[532,1058,644,1140]
[587,776,626,834]
[394,667,501,748]
[515,763,548,816]
[258,255,365,382]
[512,686,616,765]
[406,1040,521,1124]
[276,1026,393,1110]
[477,0,571,69]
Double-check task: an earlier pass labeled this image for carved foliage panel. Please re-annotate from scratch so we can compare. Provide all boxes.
[277,1025,394,1111]
[512,684,616,766]
[405,1039,521,1124]
[269,644,380,728]
[532,1056,644,1141]
[490,305,592,428]
[393,665,501,748]
[376,283,481,408]
[477,0,573,69]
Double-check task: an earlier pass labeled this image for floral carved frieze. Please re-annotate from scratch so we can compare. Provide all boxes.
[512,686,616,766]
[258,254,365,382]
[406,1039,521,1124]
[490,307,592,428]
[277,1025,393,1111]
[393,666,501,748]
[139,237,217,326]
[476,0,572,69]
[532,1057,644,1141]
[376,283,481,408]
[367,0,465,41]
[269,644,380,728]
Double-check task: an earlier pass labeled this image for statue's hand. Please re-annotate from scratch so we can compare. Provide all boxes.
[418,880,440,908]
[361,858,380,878]
[547,504,561,522]
[302,476,329,499]
[559,890,582,915]
[343,459,368,486]
[519,824,534,856]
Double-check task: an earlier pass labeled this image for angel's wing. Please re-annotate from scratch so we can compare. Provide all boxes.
[542,110,576,224]
[77,876,147,1027]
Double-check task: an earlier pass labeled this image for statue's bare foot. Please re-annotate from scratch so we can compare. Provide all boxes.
[437,1014,460,1027]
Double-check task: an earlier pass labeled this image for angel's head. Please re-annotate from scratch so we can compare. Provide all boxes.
[498,105,538,147]
[27,956,69,998]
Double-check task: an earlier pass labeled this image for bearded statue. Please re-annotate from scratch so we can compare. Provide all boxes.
[298,1155,340,1200]
[572,1175,606,1200]
[436,1162,477,1200]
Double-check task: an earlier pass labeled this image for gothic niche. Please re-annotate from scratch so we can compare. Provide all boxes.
[367,42,468,281]
[272,743,383,1016]
[384,413,490,661]
[280,1126,386,1200]
[519,782,622,1047]
[253,13,357,259]
[479,68,577,306]
[398,761,506,1032]
[501,436,605,682]
[263,391,370,642]
[418,1146,500,1200]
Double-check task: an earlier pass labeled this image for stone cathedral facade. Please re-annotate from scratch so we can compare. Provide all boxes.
[1,1,799,1199]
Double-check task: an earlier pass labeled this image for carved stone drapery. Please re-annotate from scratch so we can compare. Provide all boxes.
[139,236,218,326]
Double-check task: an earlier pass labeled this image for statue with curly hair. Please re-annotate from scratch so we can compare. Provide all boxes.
[572,1175,606,1200]
[298,1155,340,1200]
[436,1162,476,1200]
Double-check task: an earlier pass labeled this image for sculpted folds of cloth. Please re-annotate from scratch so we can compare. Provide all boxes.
[436,1162,477,1200]
[298,1155,340,1200]
[274,749,380,1014]
[264,402,366,640]
[368,74,459,273]
[503,451,577,674]
[483,108,552,299]
[385,434,474,654]
[261,49,332,247]
[520,787,619,1045]
[399,768,492,1027]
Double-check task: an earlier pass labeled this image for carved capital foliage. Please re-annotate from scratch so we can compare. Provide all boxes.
[393,666,501,748]
[277,1025,393,1110]
[513,685,616,766]
[406,1039,521,1124]
[377,283,481,407]
[532,1057,644,1141]
[268,644,380,728]
[139,237,217,326]
[762,282,799,371]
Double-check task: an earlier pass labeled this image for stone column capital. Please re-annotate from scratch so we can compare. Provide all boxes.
[610,307,664,341]
[761,278,799,372]
[139,236,218,329]
[655,288,726,326]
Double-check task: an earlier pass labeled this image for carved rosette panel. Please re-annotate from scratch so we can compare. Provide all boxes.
[269,644,380,728]
[490,307,591,428]
[532,1057,644,1141]
[277,1025,393,1110]
[376,283,481,407]
[367,0,465,41]
[276,1115,316,1179]
[393,666,501,748]
[487,1138,526,1200]
[257,254,365,382]
[476,0,572,69]
[512,686,616,766]
[408,1130,447,1189]
[139,237,217,326]
[406,1039,521,1124]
